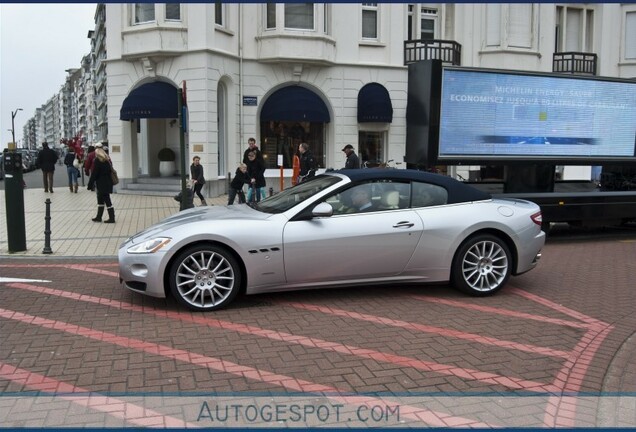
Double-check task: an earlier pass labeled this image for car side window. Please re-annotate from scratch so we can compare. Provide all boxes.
[411,182,448,208]
[326,181,410,215]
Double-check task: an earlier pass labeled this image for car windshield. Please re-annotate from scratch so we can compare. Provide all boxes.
[252,175,342,214]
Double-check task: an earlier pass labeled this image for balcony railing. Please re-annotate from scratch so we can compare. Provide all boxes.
[404,39,461,66]
[552,52,597,75]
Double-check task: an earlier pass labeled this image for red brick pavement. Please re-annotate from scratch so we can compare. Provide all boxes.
[0,232,635,427]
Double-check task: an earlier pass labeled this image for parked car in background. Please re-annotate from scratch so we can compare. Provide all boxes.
[17,149,34,172]
[29,150,40,170]
[119,169,545,311]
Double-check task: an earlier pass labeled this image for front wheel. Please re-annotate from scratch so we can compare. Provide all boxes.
[451,234,511,296]
[169,244,242,311]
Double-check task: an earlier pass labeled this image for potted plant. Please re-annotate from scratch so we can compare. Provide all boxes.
[158,147,176,177]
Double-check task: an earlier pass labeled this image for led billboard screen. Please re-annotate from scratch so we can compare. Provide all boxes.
[438,68,636,162]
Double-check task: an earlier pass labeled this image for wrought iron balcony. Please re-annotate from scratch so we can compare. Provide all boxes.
[552,52,597,76]
[404,39,461,66]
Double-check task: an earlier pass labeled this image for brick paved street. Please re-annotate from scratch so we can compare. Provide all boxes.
[1,229,635,427]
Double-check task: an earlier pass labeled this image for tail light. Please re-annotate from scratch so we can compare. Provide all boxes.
[530,211,543,226]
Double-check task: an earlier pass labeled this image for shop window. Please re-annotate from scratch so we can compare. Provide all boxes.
[358,131,385,166]
[260,121,325,169]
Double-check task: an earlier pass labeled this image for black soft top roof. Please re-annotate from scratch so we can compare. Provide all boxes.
[328,169,492,204]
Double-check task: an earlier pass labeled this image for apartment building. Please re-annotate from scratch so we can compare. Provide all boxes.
[92,3,108,144]
[101,3,635,196]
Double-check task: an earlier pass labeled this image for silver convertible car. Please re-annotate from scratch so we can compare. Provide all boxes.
[119,170,545,311]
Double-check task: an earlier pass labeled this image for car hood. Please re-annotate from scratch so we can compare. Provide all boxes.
[125,204,269,244]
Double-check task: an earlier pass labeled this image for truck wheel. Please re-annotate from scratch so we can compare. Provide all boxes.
[451,234,511,296]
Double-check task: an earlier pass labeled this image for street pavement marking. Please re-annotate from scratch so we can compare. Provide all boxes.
[0,305,495,428]
[0,264,618,427]
[5,282,558,393]
[0,362,195,428]
[0,277,51,283]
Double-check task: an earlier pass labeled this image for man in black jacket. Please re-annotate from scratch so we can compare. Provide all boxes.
[342,144,360,169]
[35,142,58,193]
[242,137,263,164]
[298,143,317,183]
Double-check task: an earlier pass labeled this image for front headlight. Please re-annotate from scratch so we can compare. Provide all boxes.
[126,237,171,254]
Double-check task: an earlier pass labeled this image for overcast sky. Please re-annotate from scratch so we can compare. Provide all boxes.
[1,3,97,147]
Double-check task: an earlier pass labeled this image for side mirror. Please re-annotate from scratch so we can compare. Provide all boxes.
[312,202,333,218]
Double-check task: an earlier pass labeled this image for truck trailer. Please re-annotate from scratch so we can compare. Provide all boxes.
[405,60,636,228]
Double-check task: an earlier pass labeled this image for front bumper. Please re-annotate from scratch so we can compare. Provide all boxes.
[118,246,169,299]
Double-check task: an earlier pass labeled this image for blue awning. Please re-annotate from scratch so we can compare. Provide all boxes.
[261,86,330,123]
[120,81,178,121]
[357,83,393,123]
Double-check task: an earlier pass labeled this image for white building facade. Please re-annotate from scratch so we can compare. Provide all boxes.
[103,3,636,195]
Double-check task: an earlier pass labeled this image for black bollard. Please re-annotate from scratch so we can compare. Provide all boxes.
[42,198,53,254]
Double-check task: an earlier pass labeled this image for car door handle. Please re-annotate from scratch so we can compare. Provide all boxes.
[393,221,415,228]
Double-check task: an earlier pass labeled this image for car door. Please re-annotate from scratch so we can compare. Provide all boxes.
[282,181,424,284]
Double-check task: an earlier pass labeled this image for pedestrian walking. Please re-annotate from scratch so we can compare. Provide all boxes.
[35,141,58,193]
[63,147,80,193]
[228,163,249,205]
[190,156,207,206]
[342,144,360,169]
[298,142,317,183]
[87,147,116,223]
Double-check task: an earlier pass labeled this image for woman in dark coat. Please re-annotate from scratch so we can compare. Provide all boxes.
[87,148,115,223]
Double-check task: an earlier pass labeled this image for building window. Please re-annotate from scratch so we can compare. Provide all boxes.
[407,5,438,41]
[486,4,534,49]
[285,3,314,30]
[420,8,437,40]
[486,4,501,46]
[215,2,225,26]
[266,3,276,29]
[556,6,594,52]
[361,3,378,40]
[508,4,532,48]
[134,3,155,24]
[625,11,636,59]
[358,131,385,166]
[217,81,227,177]
[323,4,330,34]
[165,3,180,21]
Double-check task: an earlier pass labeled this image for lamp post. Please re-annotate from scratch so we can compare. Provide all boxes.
[11,108,23,145]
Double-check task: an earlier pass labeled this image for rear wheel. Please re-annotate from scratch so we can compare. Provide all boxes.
[451,234,511,296]
[169,244,241,311]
